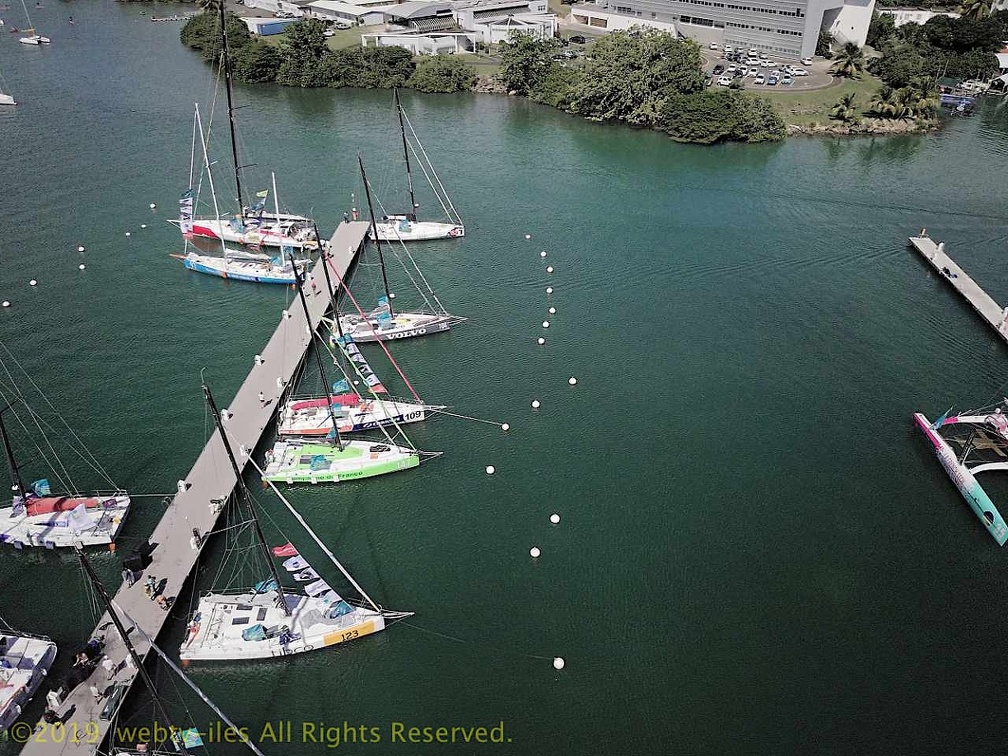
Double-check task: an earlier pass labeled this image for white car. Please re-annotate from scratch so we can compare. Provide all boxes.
[801,57,813,66]
[745,67,758,77]
[753,74,765,85]
[724,45,733,53]
[710,42,720,50]
[746,57,760,66]
[726,65,737,75]
[763,60,776,68]
[717,75,733,86]
[790,67,808,76]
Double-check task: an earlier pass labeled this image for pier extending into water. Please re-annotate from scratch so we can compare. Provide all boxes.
[21,222,371,756]
[909,234,1008,345]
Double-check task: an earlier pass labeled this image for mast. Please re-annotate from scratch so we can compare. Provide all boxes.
[394,88,417,217]
[202,381,290,615]
[217,0,245,212]
[196,105,229,262]
[75,547,192,756]
[358,154,395,318]
[0,408,27,500]
[315,223,344,339]
[271,171,281,229]
[290,253,344,449]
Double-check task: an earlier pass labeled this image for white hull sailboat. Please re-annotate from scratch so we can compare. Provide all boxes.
[0,94,15,107]
[171,216,320,251]
[278,394,437,436]
[370,89,463,242]
[17,0,49,44]
[0,631,56,732]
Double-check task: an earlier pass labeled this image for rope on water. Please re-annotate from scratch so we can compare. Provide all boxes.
[399,621,552,661]
[429,409,506,427]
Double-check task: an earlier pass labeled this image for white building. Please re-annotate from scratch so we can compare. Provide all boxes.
[877,7,959,27]
[307,0,393,24]
[361,29,478,51]
[454,0,555,42]
[242,0,314,16]
[570,0,875,59]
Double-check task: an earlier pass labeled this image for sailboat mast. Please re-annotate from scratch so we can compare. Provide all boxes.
[75,548,192,756]
[217,0,245,212]
[202,382,290,615]
[290,254,344,448]
[314,223,344,339]
[0,408,27,499]
[358,154,395,318]
[196,105,229,261]
[271,171,281,224]
[394,88,417,216]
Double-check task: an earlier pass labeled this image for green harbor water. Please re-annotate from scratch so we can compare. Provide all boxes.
[3,3,1008,753]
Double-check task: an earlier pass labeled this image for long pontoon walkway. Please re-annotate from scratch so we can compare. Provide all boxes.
[21,222,371,756]
[909,234,1008,345]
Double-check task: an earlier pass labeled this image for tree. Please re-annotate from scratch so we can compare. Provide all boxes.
[408,56,478,93]
[659,89,784,144]
[867,85,899,117]
[816,30,834,58]
[529,64,582,108]
[868,42,928,87]
[866,11,896,49]
[961,0,993,21]
[829,92,860,122]
[830,42,866,78]
[233,40,281,83]
[276,18,330,87]
[497,32,561,96]
[566,28,706,126]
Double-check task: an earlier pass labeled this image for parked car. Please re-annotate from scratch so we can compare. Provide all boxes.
[724,45,733,53]
[569,34,586,44]
[748,48,758,57]
[801,57,813,66]
[767,74,779,86]
[745,67,758,77]
[726,65,737,75]
[712,64,725,75]
[781,74,794,85]
[717,75,733,86]
[746,57,760,66]
[753,74,765,85]
[710,42,720,50]
[790,67,808,76]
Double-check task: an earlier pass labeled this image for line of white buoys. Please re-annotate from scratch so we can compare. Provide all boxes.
[548,306,556,315]
[149,203,157,209]
[550,513,560,524]
[485,465,495,475]
[542,320,550,328]
[545,286,553,295]
[530,546,541,558]
[29,280,37,287]
[531,399,540,409]
[501,423,510,431]
[78,264,86,271]
[77,245,85,252]
[553,657,565,670]
[537,337,545,345]
[540,251,547,258]
[546,266,554,274]
[568,377,577,386]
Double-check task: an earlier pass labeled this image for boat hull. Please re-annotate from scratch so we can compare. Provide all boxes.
[0,94,15,106]
[0,494,130,549]
[262,440,419,484]
[180,252,303,285]
[0,636,57,731]
[913,412,1008,545]
[337,312,456,343]
[371,219,463,242]
[179,593,385,661]
[278,396,432,436]
[184,219,318,251]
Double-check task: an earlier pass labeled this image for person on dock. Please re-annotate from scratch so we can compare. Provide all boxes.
[121,566,136,587]
[90,685,103,704]
[102,656,116,680]
[259,391,266,406]
[144,575,156,599]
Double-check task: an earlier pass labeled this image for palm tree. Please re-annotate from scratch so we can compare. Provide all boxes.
[830,92,860,123]
[830,42,866,79]
[868,86,899,117]
[961,0,993,21]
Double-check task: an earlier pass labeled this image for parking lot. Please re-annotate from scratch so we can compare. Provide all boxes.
[701,46,836,92]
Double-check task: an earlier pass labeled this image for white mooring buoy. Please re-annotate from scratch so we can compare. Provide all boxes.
[546,266,554,274]
[530,546,541,558]
[545,286,553,295]
[141,224,147,229]
[77,245,85,253]
[537,337,545,345]
[550,513,560,525]
[501,423,510,431]
[78,264,85,271]
[531,399,540,409]
[525,234,531,240]
[540,251,547,258]
[542,320,550,328]
[2,301,9,308]
[29,280,37,287]
[553,657,565,670]
[485,465,495,475]
[548,307,556,315]
[568,377,578,386]
[149,203,157,209]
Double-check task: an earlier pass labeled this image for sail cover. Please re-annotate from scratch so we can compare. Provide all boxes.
[179,190,193,235]
[335,334,387,394]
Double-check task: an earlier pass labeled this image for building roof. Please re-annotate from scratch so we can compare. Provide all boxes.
[455,0,532,9]
[384,0,454,19]
[997,52,1008,69]
[241,16,296,23]
[308,0,393,14]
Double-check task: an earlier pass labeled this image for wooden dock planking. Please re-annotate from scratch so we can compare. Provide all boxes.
[20,222,370,756]
[909,235,1008,345]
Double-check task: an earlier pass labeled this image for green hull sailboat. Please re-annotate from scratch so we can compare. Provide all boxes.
[262,440,419,484]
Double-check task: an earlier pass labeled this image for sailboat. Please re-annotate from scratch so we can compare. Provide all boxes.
[913,401,1008,545]
[169,0,316,252]
[278,248,442,437]
[371,89,464,242]
[181,380,412,661]
[0,71,15,106]
[0,621,56,732]
[262,259,432,484]
[335,155,465,344]
[17,0,49,43]
[0,386,130,550]
[171,106,310,285]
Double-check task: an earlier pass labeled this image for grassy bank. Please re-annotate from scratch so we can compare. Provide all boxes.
[761,74,881,127]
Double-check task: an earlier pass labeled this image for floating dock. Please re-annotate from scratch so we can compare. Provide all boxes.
[909,234,1008,345]
[21,222,370,756]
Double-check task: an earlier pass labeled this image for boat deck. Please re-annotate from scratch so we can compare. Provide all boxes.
[20,222,370,756]
[909,235,1008,345]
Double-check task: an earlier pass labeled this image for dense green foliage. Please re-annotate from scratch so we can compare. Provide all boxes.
[409,56,478,93]
[659,89,786,143]
[866,81,938,118]
[816,30,834,58]
[829,93,860,123]
[830,42,867,78]
[497,34,561,96]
